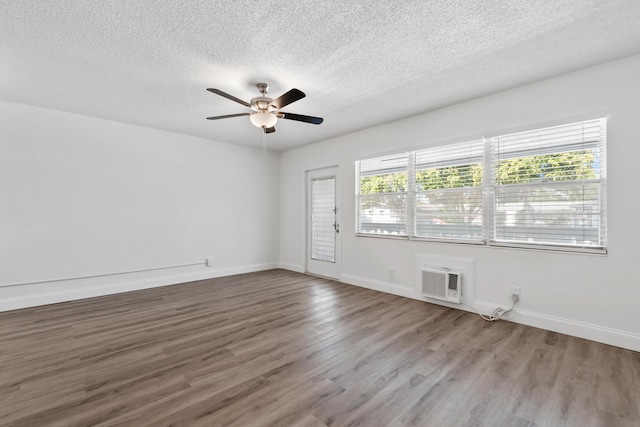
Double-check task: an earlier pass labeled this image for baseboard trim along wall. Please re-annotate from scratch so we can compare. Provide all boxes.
[474,301,640,353]
[8,264,639,352]
[278,262,305,273]
[336,273,640,353]
[339,274,416,299]
[0,262,279,313]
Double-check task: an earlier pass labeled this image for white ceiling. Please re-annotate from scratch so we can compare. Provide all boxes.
[2,1,640,152]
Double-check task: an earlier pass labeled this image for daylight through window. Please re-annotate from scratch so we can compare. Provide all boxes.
[355,118,607,252]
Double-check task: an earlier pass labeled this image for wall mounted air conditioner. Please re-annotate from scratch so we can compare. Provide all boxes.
[421,267,462,304]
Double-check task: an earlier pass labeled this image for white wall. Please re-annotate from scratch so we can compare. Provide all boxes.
[0,101,280,310]
[279,54,640,351]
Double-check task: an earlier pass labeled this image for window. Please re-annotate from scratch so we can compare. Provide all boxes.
[356,153,408,236]
[414,140,485,242]
[355,117,607,252]
[491,119,606,249]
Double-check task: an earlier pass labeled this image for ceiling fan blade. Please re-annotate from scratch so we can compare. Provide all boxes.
[279,112,323,125]
[264,126,276,134]
[207,88,251,108]
[272,88,305,109]
[206,113,251,120]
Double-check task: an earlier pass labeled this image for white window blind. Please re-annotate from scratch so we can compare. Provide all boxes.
[354,117,607,253]
[311,177,336,262]
[356,153,408,236]
[491,118,606,249]
[414,140,484,242]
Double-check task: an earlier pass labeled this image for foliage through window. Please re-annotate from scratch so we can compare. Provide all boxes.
[492,119,605,248]
[355,118,607,252]
[357,153,408,235]
[414,140,484,242]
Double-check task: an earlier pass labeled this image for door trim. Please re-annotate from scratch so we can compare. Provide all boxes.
[305,166,341,279]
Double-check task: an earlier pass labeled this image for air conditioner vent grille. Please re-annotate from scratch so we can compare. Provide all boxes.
[422,269,447,300]
[421,267,462,304]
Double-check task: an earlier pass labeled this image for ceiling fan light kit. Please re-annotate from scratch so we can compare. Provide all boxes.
[206,83,323,134]
[249,110,278,128]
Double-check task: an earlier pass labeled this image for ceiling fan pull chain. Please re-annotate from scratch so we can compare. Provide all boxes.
[262,131,267,155]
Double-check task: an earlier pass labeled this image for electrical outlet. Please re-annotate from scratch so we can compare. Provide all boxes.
[511,286,521,302]
[205,257,213,267]
[389,268,396,279]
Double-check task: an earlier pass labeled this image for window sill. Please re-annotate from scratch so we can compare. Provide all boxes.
[488,241,607,255]
[355,233,608,255]
[355,232,408,240]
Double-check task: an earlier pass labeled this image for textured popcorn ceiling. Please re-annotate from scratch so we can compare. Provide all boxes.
[2,1,640,151]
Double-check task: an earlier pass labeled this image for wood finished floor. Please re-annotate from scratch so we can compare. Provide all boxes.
[1,269,639,427]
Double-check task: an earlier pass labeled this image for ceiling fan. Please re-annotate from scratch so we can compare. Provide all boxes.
[206,83,323,134]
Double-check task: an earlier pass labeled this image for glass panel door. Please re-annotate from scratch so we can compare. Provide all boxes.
[311,177,336,262]
[307,167,340,278]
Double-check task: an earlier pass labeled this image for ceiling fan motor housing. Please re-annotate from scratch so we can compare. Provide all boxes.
[250,96,277,112]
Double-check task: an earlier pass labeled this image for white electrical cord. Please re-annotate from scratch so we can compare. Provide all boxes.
[463,294,519,322]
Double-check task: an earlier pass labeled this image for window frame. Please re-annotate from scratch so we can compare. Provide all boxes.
[355,116,608,255]
[412,139,486,244]
[355,152,410,238]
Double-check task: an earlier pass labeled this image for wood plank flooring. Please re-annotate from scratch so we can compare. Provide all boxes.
[0,269,638,426]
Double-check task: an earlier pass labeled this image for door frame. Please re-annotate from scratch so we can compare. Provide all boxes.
[305,165,341,279]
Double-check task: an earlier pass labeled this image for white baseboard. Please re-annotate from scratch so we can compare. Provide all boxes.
[6,264,639,353]
[338,273,640,353]
[278,262,305,273]
[339,274,416,299]
[339,273,478,314]
[0,262,279,313]
[213,262,280,277]
[475,301,640,353]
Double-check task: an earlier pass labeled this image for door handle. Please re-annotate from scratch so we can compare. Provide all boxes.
[334,223,340,233]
